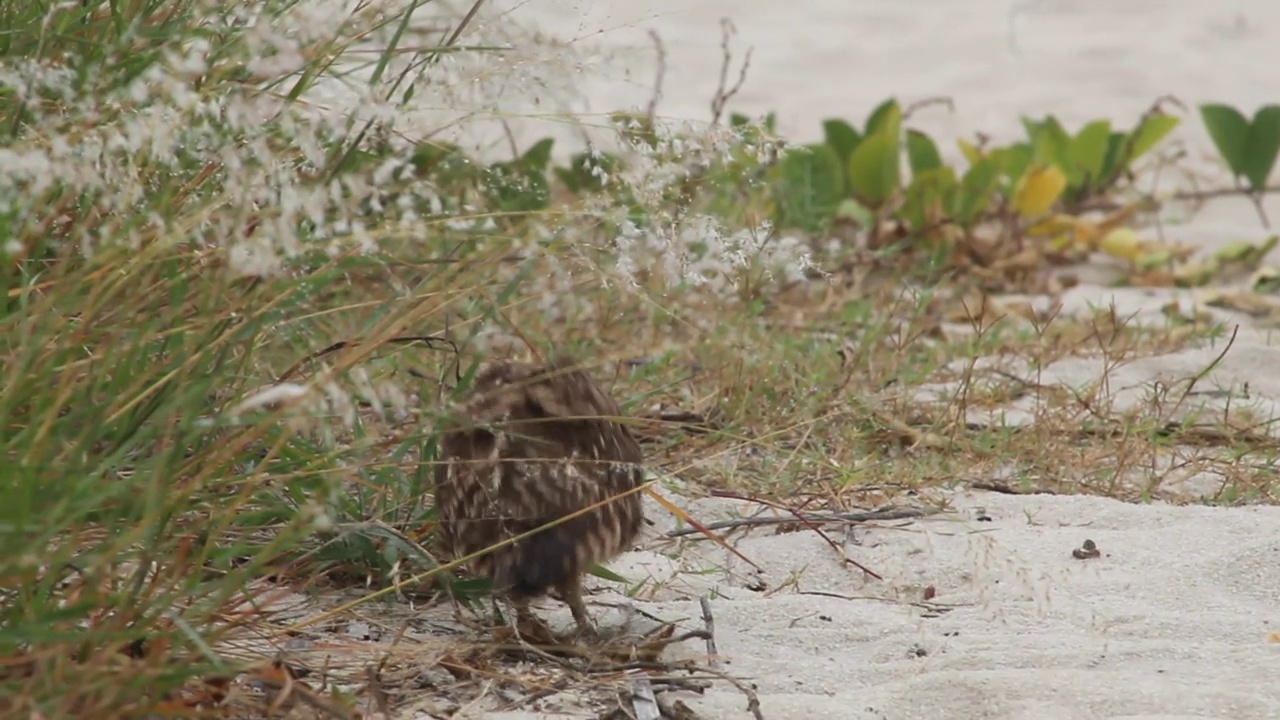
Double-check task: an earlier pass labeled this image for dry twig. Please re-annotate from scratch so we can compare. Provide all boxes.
[646,30,667,126]
[699,598,721,670]
[709,18,752,125]
[630,672,662,720]
[666,507,934,538]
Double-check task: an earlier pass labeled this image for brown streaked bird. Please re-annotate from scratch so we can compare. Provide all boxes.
[433,357,646,637]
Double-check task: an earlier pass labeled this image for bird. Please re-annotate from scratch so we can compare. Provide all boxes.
[432,357,647,638]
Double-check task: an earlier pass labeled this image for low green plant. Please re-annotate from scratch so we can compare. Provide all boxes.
[1012,109,1181,203]
[1200,102,1280,202]
[767,98,1183,244]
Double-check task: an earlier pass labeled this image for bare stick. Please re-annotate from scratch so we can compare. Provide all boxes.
[646,29,667,127]
[1171,183,1280,202]
[363,664,393,720]
[700,597,721,669]
[655,695,706,719]
[442,0,487,48]
[666,507,933,537]
[1248,190,1273,229]
[710,18,753,125]
[699,665,766,720]
[707,490,887,580]
[902,96,955,121]
[1170,322,1239,410]
[797,589,966,614]
[630,672,662,720]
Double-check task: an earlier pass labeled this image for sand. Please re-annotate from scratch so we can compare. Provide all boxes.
[433,2,1280,718]
[583,489,1280,720]
[470,0,1280,157]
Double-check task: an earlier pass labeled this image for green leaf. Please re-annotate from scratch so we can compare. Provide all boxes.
[906,130,943,175]
[771,143,845,232]
[1200,103,1250,178]
[1242,105,1280,192]
[994,143,1033,189]
[1024,116,1075,176]
[1024,115,1073,170]
[956,138,983,166]
[1096,113,1179,192]
[588,564,630,583]
[847,130,901,209]
[1071,119,1112,190]
[864,98,902,138]
[1128,112,1180,162]
[518,137,555,172]
[822,119,861,195]
[1097,132,1128,188]
[901,166,958,234]
[410,141,478,187]
[554,151,623,194]
[954,156,1002,226]
[822,119,861,164]
[835,198,875,225]
[484,160,550,213]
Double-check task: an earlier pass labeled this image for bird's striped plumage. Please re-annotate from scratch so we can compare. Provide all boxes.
[432,358,646,635]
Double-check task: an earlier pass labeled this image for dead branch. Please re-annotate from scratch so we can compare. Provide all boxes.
[709,18,753,125]
[699,598,720,670]
[646,30,667,126]
[666,507,934,538]
[697,665,765,720]
[630,672,662,720]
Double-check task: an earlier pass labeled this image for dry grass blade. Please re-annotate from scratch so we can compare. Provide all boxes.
[647,486,763,571]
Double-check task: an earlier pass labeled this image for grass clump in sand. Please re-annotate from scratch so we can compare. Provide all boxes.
[4,0,1280,716]
[0,0,540,713]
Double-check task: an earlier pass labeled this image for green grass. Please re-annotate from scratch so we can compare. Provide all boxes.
[0,0,509,712]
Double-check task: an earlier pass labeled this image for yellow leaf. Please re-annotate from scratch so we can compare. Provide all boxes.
[1072,220,1104,249]
[1012,164,1067,219]
[1099,227,1143,261]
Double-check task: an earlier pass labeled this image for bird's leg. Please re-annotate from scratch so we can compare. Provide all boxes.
[505,595,558,644]
[557,574,597,640]
[447,596,488,633]
[486,590,542,633]
[510,596,537,628]
[489,596,508,629]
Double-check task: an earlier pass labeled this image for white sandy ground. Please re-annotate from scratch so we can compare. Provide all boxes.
[537,488,1280,720]
[302,1,1280,717]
